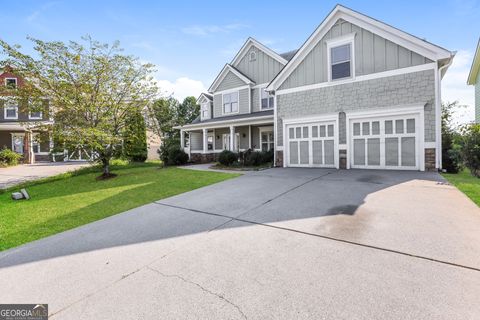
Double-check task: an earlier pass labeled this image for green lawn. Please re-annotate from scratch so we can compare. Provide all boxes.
[0,163,239,251]
[442,169,480,206]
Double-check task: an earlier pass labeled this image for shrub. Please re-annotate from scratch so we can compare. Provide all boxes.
[218,150,237,166]
[243,149,274,166]
[158,137,188,166]
[0,148,22,166]
[462,124,480,177]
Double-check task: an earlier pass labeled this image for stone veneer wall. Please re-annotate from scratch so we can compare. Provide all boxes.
[276,69,436,147]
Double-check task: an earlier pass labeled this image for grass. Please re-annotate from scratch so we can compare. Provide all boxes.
[0,162,239,251]
[442,169,480,206]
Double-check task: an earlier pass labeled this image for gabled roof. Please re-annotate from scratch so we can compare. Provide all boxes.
[197,93,213,103]
[468,38,480,85]
[268,4,454,91]
[231,37,288,67]
[208,64,254,93]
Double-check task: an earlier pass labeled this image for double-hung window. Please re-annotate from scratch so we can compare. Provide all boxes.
[260,88,274,109]
[4,101,18,119]
[223,92,238,114]
[201,103,209,119]
[5,78,17,89]
[330,43,352,80]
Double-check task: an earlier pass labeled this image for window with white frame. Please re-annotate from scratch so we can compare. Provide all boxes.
[260,88,274,109]
[201,103,209,119]
[260,127,274,151]
[4,101,18,119]
[330,43,352,81]
[223,92,238,114]
[5,78,17,89]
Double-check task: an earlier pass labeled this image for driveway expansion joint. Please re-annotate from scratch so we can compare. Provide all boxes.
[154,202,480,273]
[147,266,248,319]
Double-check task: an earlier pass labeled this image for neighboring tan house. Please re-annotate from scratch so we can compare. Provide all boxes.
[176,4,454,171]
[467,38,480,123]
[0,68,52,163]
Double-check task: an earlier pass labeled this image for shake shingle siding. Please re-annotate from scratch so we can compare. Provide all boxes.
[276,69,436,146]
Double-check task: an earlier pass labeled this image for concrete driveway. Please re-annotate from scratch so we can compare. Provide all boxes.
[0,162,90,189]
[1,168,479,319]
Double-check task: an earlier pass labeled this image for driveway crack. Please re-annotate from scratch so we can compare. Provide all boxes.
[147,266,247,319]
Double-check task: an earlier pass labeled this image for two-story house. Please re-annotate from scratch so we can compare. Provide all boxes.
[177,4,455,171]
[0,67,52,163]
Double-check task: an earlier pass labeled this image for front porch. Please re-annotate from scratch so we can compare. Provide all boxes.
[181,123,274,163]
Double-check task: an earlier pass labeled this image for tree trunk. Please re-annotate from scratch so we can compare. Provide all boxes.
[102,158,110,176]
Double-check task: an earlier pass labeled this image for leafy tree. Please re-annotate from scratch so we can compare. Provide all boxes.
[461,124,480,177]
[441,101,464,173]
[148,96,179,139]
[0,36,158,178]
[177,96,200,126]
[123,110,147,162]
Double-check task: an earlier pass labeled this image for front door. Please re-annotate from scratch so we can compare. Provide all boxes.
[11,134,24,154]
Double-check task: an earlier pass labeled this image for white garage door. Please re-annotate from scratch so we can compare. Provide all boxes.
[349,114,420,170]
[286,121,337,168]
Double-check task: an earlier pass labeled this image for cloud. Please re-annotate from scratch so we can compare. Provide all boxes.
[26,1,59,23]
[156,77,207,101]
[441,50,475,124]
[181,23,249,36]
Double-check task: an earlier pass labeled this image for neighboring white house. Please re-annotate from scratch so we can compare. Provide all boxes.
[176,4,455,171]
[467,38,480,123]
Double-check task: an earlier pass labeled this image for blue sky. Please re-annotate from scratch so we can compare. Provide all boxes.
[2,0,479,122]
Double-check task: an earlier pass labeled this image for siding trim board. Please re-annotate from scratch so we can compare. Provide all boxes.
[276,62,436,96]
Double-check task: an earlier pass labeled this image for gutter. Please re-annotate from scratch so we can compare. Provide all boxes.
[435,52,455,169]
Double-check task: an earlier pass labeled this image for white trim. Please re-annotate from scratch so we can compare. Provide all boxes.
[276,63,436,96]
[273,93,278,165]
[252,82,270,88]
[214,85,250,95]
[326,33,356,82]
[231,37,288,67]
[259,86,274,111]
[174,115,273,130]
[345,105,425,171]
[208,65,254,93]
[267,5,452,91]
[29,111,43,120]
[4,77,17,88]
[283,114,339,169]
[221,90,240,115]
[276,146,283,151]
[259,126,274,152]
[4,102,19,120]
[424,142,436,148]
[467,38,480,85]
[338,143,347,150]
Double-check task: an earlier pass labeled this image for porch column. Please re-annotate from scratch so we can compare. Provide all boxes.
[213,129,216,152]
[188,132,191,157]
[229,125,235,151]
[49,133,55,162]
[180,130,185,149]
[248,125,252,149]
[202,128,208,153]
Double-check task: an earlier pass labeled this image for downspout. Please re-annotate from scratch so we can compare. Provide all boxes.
[436,54,455,170]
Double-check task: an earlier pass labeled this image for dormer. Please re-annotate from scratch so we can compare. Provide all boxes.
[198,93,213,121]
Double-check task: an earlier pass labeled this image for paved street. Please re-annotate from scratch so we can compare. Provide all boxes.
[0,162,89,189]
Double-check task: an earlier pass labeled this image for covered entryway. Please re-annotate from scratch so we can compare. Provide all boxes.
[284,116,338,168]
[347,107,424,170]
